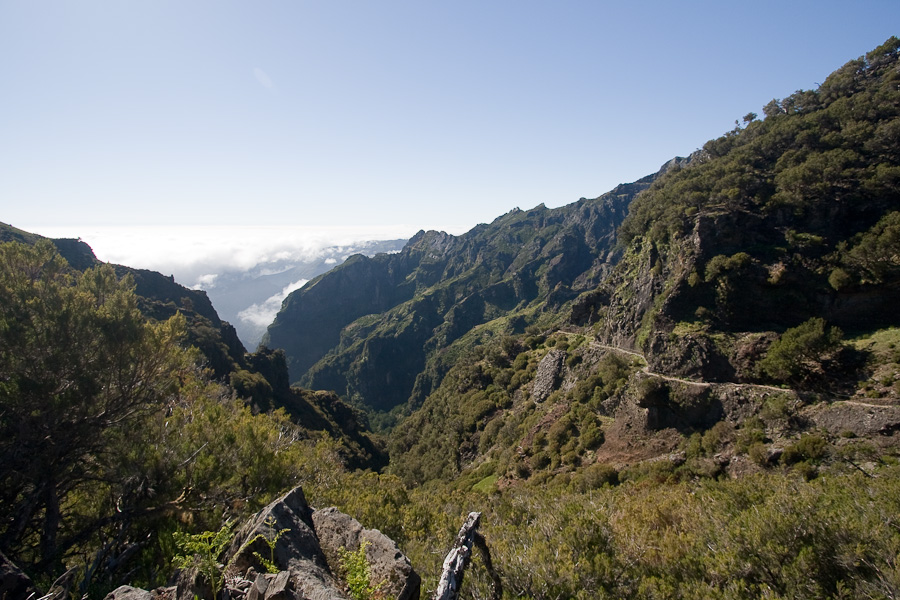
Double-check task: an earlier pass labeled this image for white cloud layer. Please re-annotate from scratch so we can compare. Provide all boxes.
[237,277,309,329]
[24,224,428,287]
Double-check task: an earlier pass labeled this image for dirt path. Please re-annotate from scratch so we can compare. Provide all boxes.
[587,340,791,394]
[838,399,899,410]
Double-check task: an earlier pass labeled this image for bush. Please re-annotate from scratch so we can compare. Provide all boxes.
[758,318,843,385]
[781,434,829,465]
[572,463,619,490]
[530,451,551,470]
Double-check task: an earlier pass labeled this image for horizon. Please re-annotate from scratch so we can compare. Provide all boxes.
[16,223,441,287]
[3,3,899,284]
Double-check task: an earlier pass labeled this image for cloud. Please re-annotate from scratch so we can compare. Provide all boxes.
[253,67,274,90]
[192,273,219,290]
[26,224,419,287]
[237,277,309,328]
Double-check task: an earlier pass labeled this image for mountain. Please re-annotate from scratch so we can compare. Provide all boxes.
[5,37,900,600]
[261,164,686,417]
[201,239,407,349]
[594,35,900,380]
[0,222,386,469]
[261,37,900,488]
[387,36,900,486]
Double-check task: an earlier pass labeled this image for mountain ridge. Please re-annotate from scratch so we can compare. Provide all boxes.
[262,161,681,415]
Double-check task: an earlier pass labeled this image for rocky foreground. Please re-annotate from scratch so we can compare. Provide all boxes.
[2,487,420,600]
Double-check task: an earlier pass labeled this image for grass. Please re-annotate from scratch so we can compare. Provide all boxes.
[472,474,500,494]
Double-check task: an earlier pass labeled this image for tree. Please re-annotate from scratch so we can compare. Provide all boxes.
[757,317,843,385]
[0,241,193,572]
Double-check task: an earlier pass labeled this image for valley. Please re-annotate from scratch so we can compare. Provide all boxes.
[2,35,900,600]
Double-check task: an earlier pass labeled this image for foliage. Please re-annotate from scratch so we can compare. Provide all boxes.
[338,540,380,600]
[0,240,356,594]
[836,210,900,284]
[242,516,290,574]
[758,317,843,385]
[0,240,194,573]
[172,519,236,599]
[616,36,900,333]
[781,433,829,465]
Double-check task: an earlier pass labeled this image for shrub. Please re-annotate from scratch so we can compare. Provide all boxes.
[782,434,829,465]
[572,463,619,490]
[748,442,770,466]
[758,318,843,385]
[531,451,552,470]
[701,421,733,455]
[338,541,380,600]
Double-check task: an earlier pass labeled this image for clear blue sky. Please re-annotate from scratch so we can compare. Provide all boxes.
[2,1,898,234]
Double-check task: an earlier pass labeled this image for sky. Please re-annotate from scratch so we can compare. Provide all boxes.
[2,1,899,279]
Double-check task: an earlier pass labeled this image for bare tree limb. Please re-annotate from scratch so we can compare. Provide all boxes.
[433,512,482,600]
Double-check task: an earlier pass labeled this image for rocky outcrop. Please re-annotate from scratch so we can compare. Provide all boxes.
[312,508,420,600]
[0,551,38,600]
[222,487,346,600]
[531,349,566,403]
[807,401,900,437]
[103,585,154,600]
[134,486,421,600]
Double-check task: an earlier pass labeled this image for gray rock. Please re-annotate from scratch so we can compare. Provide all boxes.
[226,487,349,600]
[103,585,153,600]
[312,507,421,600]
[532,349,566,403]
[172,563,214,600]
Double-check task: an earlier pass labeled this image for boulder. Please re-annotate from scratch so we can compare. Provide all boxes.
[532,349,565,403]
[103,585,153,600]
[312,507,421,600]
[225,487,348,600]
[164,486,418,600]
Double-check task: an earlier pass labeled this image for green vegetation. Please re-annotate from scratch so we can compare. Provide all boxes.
[338,541,380,600]
[4,37,900,600]
[0,241,375,595]
[758,317,844,385]
[172,520,236,598]
[300,462,900,600]
[616,36,900,334]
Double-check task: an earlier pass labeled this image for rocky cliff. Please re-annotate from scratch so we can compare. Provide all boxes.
[263,167,680,415]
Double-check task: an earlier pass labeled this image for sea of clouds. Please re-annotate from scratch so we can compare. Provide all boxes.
[26,224,427,287]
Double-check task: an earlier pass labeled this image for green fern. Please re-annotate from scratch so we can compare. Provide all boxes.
[173,519,236,599]
[246,516,290,574]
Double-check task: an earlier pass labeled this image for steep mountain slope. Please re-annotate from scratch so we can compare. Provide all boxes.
[263,167,682,414]
[387,37,900,487]
[202,238,407,349]
[587,35,900,382]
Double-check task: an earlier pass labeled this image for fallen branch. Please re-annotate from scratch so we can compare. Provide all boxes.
[433,512,501,600]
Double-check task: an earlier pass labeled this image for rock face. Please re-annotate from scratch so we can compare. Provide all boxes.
[531,349,566,403]
[223,486,347,600]
[0,551,38,600]
[103,585,154,600]
[312,507,420,600]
